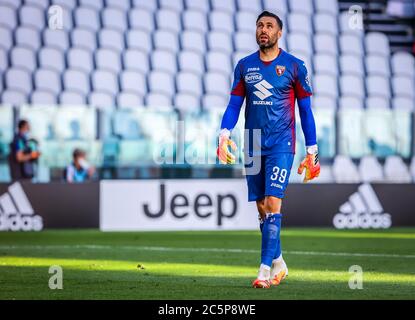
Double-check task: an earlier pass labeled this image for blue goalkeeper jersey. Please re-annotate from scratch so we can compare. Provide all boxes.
[231,49,312,155]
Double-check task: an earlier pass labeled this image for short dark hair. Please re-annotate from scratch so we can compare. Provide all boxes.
[18,119,29,130]
[73,148,86,160]
[256,11,283,30]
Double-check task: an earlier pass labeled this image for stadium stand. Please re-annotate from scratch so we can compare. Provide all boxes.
[0,0,414,183]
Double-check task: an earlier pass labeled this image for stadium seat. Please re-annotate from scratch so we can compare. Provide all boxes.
[237,0,262,12]
[366,96,390,109]
[314,13,338,35]
[340,34,364,56]
[202,94,228,109]
[150,50,178,75]
[59,90,86,105]
[182,10,208,34]
[384,155,412,183]
[207,31,233,54]
[15,27,41,51]
[89,92,115,109]
[0,5,17,30]
[174,93,200,112]
[339,96,364,109]
[11,47,37,73]
[392,97,414,111]
[79,0,103,11]
[263,0,288,16]
[71,28,97,52]
[63,69,91,96]
[176,72,202,96]
[313,74,338,99]
[0,48,7,72]
[148,71,175,97]
[102,8,127,33]
[314,54,338,76]
[332,155,361,183]
[339,11,364,36]
[232,51,250,67]
[5,68,32,95]
[209,11,234,34]
[95,49,122,74]
[146,92,172,106]
[289,13,312,34]
[178,51,204,75]
[106,0,131,11]
[19,5,45,31]
[132,0,158,12]
[117,92,143,108]
[123,49,150,74]
[1,90,28,105]
[34,69,62,95]
[358,156,384,182]
[211,0,235,13]
[185,0,210,13]
[288,33,312,56]
[43,29,69,52]
[312,95,337,111]
[159,0,184,12]
[68,48,94,74]
[156,9,181,33]
[92,70,119,96]
[99,29,125,52]
[204,72,230,96]
[235,11,258,33]
[51,0,77,10]
[234,32,257,52]
[0,27,13,51]
[180,31,207,55]
[365,55,390,77]
[366,75,391,99]
[314,0,339,15]
[314,34,338,55]
[339,55,364,77]
[126,29,152,52]
[340,75,365,99]
[289,0,314,15]
[365,32,390,57]
[153,30,180,53]
[206,51,232,76]
[129,9,155,33]
[31,90,57,104]
[391,52,414,78]
[120,71,147,97]
[74,6,101,32]
[392,76,414,99]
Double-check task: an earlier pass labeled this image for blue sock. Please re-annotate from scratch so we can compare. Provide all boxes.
[261,213,282,267]
[274,215,283,259]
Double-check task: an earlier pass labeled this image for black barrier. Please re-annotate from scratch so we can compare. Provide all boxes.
[0,182,99,229]
[0,182,414,230]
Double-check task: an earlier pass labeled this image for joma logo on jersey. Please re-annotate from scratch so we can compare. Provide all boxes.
[253,80,273,100]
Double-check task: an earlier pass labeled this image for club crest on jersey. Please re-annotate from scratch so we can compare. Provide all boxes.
[276,65,285,76]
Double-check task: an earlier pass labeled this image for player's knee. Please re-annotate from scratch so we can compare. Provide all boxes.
[256,198,266,218]
[264,196,282,213]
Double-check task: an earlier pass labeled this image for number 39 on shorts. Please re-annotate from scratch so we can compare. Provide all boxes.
[270,166,287,183]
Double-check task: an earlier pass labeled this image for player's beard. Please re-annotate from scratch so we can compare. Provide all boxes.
[257,33,278,52]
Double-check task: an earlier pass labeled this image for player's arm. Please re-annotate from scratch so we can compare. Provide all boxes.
[294,62,320,182]
[217,61,245,164]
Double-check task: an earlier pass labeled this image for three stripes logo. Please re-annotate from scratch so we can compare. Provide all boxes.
[0,182,43,231]
[253,80,273,100]
[333,183,391,229]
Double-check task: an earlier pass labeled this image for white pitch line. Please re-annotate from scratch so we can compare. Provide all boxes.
[0,245,414,259]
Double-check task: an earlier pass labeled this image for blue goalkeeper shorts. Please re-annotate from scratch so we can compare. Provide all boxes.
[245,153,295,202]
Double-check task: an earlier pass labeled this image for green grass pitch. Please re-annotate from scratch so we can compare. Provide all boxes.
[0,228,414,300]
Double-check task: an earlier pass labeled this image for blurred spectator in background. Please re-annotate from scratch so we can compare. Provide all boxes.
[65,148,95,183]
[8,120,41,181]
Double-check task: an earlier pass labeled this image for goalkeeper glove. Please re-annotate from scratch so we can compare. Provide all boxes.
[217,129,237,164]
[297,145,320,183]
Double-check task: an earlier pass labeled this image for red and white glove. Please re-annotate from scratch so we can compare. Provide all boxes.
[297,145,320,183]
[216,129,237,164]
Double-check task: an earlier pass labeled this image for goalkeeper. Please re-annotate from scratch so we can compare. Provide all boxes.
[217,11,320,288]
